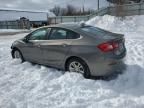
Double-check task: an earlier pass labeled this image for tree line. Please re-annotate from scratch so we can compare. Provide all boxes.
[50,4,94,16]
[107,0,142,4]
[50,0,143,16]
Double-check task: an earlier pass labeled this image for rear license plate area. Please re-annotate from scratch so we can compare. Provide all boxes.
[114,39,125,55]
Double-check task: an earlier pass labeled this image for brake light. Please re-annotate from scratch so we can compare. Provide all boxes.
[98,42,119,52]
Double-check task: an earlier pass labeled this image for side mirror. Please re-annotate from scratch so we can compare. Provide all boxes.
[23,37,29,43]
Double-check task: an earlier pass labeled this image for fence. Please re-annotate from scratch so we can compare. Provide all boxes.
[48,7,109,24]
[109,2,144,16]
[49,2,144,24]
[1,2,144,29]
[0,21,19,29]
[49,15,90,24]
[0,19,30,29]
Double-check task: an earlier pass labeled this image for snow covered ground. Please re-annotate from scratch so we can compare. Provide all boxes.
[0,29,30,33]
[0,29,31,36]
[0,15,144,108]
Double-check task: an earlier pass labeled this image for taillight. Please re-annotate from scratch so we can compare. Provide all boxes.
[97,42,119,52]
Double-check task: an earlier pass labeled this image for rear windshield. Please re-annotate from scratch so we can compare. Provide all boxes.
[81,26,110,36]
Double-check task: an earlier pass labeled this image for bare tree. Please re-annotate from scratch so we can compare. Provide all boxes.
[66,4,76,16]
[50,6,61,16]
[106,0,125,17]
[106,0,142,17]
[115,0,125,17]
[60,8,67,16]
[50,4,94,16]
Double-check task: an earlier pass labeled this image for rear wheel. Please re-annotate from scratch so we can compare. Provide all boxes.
[12,49,25,62]
[66,58,91,78]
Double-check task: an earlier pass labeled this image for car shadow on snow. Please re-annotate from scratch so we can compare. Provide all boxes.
[106,64,144,96]
[91,63,144,82]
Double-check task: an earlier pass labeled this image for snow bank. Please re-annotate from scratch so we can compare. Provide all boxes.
[0,15,144,108]
[86,15,144,67]
[86,15,144,33]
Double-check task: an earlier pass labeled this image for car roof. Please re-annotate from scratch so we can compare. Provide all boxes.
[51,23,81,30]
[36,23,95,37]
[39,22,85,31]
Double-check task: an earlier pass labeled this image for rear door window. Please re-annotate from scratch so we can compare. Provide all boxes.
[49,28,67,40]
[67,30,80,39]
[49,28,80,40]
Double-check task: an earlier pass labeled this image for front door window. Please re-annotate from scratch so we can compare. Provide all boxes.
[29,28,48,40]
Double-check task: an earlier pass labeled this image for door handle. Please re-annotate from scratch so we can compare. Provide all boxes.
[62,43,68,47]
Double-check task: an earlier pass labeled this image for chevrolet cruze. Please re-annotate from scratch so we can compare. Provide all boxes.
[11,23,126,78]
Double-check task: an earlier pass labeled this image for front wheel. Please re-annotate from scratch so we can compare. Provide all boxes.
[66,58,91,78]
[12,49,25,62]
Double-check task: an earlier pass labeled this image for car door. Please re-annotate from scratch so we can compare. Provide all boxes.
[22,28,49,63]
[40,28,79,67]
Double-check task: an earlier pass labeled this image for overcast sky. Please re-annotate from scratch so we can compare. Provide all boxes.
[0,0,109,11]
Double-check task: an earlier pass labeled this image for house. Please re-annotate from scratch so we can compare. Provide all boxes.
[0,8,55,29]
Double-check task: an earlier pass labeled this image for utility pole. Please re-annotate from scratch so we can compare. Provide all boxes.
[82,0,85,13]
[97,0,99,10]
[47,11,49,25]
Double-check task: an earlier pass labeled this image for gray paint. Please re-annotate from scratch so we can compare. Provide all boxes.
[11,23,126,77]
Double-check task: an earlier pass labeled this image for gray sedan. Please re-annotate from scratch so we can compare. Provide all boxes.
[11,23,126,78]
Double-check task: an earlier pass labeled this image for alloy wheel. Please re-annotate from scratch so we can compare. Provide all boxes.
[69,61,85,74]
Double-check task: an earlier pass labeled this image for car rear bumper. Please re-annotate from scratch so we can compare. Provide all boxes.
[90,59,126,76]
[87,52,126,77]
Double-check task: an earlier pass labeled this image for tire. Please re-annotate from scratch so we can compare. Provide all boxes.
[66,58,91,78]
[12,49,25,62]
